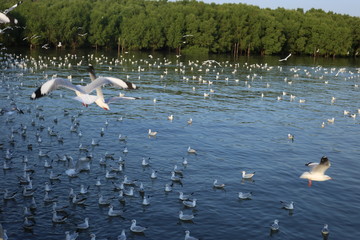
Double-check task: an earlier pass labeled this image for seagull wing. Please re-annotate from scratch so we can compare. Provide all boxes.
[3,1,22,14]
[31,78,85,99]
[84,77,137,93]
[0,13,10,23]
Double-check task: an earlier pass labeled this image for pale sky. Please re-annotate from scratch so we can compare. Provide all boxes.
[198,0,360,17]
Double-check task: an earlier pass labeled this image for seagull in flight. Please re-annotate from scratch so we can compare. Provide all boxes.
[279,53,292,62]
[79,64,140,110]
[0,1,22,24]
[300,156,332,186]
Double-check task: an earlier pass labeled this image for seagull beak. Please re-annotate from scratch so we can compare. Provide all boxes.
[103,107,109,111]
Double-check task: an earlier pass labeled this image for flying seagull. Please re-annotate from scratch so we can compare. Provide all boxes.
[300,156,332,186]
[279,53,292,62]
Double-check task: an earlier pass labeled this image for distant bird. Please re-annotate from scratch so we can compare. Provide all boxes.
[184,230,199,240]
[288,133,294,141]
[65,231,78,240]
[242,171,255,179]
[270,219,280,231]
[321,224,330,237]
[280,200,294,210]
[108,205,123,217]
[279,53,292,62]
[183,198,197,208]
[118,229,126,240]
[130,219,147,233]
[148,129,157,137]
[300,156,332,186]
[76,217,89,230]
[187,146,196,154]
[179,211,195,221]
[238,192,252,200]
[213,179,225,189]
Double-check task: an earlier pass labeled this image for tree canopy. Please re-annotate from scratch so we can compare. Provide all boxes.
[0,0,359,57]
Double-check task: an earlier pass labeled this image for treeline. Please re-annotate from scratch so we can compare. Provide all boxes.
[1,0,359,57]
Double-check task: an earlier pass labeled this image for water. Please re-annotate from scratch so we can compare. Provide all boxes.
[1,49,360,240]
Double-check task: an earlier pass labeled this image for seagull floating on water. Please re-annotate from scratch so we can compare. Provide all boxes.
[130,219,147,233]
[280,200,294,210]
[270,219,280,231]
[242,171,255,179]
[300,156,332,186]
[238,191,252,200]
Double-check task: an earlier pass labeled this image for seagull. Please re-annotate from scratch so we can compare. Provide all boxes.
[117,229,126,240]
[130,219,147,233]
[213,179,225,189]
[322,224,330,237]
[183,198,197,208]
[184,230,199,240]
[0,1,22,24]
[65,231,78,240]
[83,64,140,110]
[76,217,89,230]
[52,211,67,223]
[300,156,332,186]
[31,76,137,110]
[270,219,280,231]
[148,129,157,137]
[179,211,195,221]
[238,192,252,200]
[187,146,196,154]
[242,171,255,179]
[280,200,294,210]
[108,205,123,217]
[279,53,292,62]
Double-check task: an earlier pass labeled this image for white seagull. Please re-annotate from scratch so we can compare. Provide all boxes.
[242,171,255,179]
[0,1,22,24]
[130,219,147,233]
[184,230,199,240]
[300,156,332,186]
[279,53,292,62]
[83,64,139,110]
[31,76,136,110]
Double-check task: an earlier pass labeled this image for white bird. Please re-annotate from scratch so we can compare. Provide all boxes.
[238,192,252,200]
[280,200,294,210]
[187,146,196,154]
[84,64,139,110]
[148,129,157,137]
[31,75,137,110]
[213,179,225,189]
[117,229,127,240]
[184,230,199,240]
[65,231,78,240]
[168,114,174,121]
[0,1,21,24]
[183,198,197,208]
[108,205,123,217]
[52,211,67,223]
[130,219,147,233]
[179,211,195,221]
[322,224,330,237]
[279,53,292,62]
[76,217,89,230]
[270,219,280,231]
[300,156,332,186]
[242,171,255,179]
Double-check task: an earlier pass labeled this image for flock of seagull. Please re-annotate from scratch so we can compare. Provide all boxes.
[0,42,360,239]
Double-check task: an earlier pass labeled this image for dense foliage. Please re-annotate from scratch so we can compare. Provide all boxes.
[1,0,359,57]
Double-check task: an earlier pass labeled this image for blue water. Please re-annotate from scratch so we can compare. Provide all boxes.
[1,49,360,240]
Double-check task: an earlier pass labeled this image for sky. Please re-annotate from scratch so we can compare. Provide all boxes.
[197,0,360,17]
